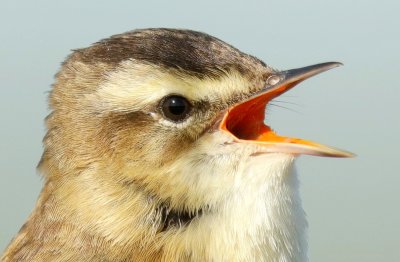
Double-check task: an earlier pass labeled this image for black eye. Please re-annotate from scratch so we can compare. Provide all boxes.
[160,95,192,122]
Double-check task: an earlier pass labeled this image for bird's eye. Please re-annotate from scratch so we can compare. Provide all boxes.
[160,95,192,122]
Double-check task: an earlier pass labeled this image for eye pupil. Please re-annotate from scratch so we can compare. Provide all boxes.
[161,95,191,122]
[168,98,186,115]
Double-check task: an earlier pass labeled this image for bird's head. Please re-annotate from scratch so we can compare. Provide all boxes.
[40,29,352,226]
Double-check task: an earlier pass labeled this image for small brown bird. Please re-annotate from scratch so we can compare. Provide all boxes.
[2,28,352,262]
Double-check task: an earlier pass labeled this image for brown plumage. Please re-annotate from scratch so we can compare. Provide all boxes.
[2,28,351,262]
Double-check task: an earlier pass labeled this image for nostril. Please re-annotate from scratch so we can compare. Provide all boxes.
[266,75,281,86]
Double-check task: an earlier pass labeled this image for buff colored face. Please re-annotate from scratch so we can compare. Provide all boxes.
[80,59,351,211]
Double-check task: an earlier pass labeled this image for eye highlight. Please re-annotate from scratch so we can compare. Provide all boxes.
[160,95,192,122]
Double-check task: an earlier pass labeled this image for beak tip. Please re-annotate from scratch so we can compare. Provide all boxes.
[327,148,356,158]
[331,61,344,67]
[344,151,356,158]
[321,61,344,71]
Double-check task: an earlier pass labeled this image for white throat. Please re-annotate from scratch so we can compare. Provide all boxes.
[166,153,308,262]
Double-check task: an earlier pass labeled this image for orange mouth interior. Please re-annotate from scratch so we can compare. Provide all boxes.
[218,83,352,157]
[220,84,295,144]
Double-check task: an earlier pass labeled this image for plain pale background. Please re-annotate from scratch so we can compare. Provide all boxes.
[1,0,399,261]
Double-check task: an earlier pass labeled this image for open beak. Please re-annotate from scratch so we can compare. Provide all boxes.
[220,62,354,157]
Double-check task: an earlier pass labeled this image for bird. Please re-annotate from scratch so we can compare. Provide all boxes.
[1,28,353,262]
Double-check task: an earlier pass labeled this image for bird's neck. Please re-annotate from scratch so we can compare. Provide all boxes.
[4,156,308,262]
[162,155,308,262]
